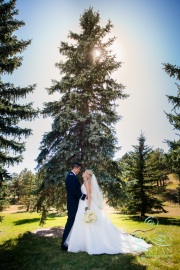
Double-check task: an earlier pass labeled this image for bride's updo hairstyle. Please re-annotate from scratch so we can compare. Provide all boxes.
[85,170,93,181]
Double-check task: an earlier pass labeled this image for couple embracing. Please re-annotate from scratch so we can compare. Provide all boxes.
[61,162,151,255]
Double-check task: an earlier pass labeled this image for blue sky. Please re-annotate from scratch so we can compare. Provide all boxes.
[4,0,180,174]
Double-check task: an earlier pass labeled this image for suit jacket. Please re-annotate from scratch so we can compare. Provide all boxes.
[65,172,86,218]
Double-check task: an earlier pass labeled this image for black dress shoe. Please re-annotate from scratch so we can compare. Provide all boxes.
[61,244,68,251]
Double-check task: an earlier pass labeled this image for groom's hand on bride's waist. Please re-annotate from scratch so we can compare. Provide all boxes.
[81,194,86,200]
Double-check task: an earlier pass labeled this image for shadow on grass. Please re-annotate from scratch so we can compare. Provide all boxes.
[47,212,66,218]
[123,215,180,226]
[11,211,30,214]
[0,230,147,270]
[13,218,40,225]
[13,213,62,226]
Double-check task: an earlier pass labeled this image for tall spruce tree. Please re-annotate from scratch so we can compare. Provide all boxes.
[124,133,166,217]
[36,7,127,214]
[163,63,180,178]
[163,63,180,202]
[0,0,38,208]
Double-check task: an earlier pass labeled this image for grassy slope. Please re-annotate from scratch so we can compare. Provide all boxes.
[167,174,179,190]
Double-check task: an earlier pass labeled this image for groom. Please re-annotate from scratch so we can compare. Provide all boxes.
[61,162,86,251]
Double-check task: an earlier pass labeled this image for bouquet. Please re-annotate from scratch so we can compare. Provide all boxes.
[84,210,97,223]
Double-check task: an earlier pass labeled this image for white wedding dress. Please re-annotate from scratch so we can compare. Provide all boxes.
[65,181,152,255]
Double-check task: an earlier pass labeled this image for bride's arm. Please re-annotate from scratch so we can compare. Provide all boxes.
[85,180,91,210]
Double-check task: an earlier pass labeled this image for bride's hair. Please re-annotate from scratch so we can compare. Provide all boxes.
[85,170,93,181]
[85,170,104,209]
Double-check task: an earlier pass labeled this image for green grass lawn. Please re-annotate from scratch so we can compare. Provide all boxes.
[0,209,179,270]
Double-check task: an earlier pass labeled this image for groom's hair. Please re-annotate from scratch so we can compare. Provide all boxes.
[72,162,81,169]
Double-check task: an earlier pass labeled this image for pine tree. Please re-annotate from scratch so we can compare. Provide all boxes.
[148,149,169,188]
[163,63,180,202]
[13,169,37,211]
[9,173,20,203]
[36,7,128,214]
[0,0,38,209]
[124,133,166,217]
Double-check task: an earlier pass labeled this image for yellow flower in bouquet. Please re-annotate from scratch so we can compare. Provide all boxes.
[84,210,97,223]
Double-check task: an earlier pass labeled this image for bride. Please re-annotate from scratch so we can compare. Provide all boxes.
[65,169,152,255]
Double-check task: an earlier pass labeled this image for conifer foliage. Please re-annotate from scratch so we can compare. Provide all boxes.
[163,63,180,179]
[0,1,38,188]
[163,63,180,203]
[36,8,127,212]
[124,133,166,217]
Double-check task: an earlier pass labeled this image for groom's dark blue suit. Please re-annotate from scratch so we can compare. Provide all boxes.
[61,171,86,250]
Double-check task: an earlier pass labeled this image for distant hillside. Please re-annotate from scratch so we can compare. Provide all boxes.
[167,174,179,190]
[162,174,179,203]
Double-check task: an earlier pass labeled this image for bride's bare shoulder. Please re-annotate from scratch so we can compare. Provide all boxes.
[84,179,91,187]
